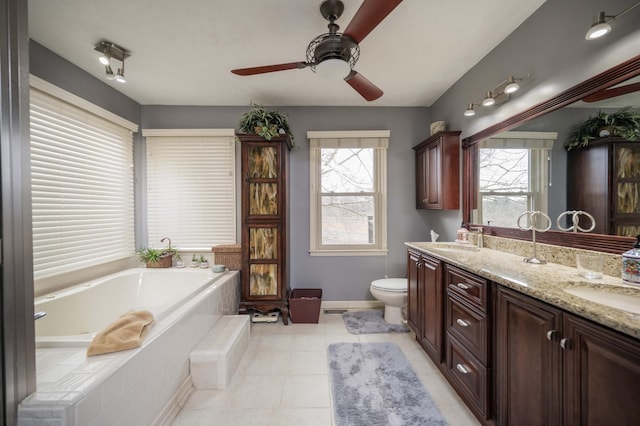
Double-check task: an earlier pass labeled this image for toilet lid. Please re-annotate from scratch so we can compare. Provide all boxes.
[371,278,407,292]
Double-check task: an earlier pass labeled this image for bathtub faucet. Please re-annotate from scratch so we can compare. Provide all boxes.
[34,311,47,320]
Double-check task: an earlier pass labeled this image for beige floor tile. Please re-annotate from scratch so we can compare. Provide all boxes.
[244,349,292,376]
[288,351,328,375]
[280,375,330,408]
[275,408,332,426]
[173,408,278,426]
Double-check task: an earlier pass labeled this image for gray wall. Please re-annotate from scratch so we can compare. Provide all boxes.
[142,105,433,301]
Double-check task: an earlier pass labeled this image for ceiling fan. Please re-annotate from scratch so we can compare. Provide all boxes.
[231,0,403,101]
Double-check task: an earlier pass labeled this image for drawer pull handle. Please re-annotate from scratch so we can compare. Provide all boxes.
[546,330,557,341]
[560,338,570,350]
[456,363,471,374]
[456,283,470,290]
[456,318,470,327]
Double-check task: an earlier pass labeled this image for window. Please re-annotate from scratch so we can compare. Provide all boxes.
[474,131,556,227]
[308,130,389,256]
[30,76,137,280]
[143,129,236,250]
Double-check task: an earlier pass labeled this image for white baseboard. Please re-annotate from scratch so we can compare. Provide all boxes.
[321,300,384,310]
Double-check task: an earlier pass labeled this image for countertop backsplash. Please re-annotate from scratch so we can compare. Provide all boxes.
[480,235,622,278]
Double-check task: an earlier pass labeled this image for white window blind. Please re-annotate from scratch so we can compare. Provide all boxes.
[30,85,136,280]
[143,129,236,250]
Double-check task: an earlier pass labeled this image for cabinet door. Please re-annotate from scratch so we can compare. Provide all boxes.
[407,250,422,334]
[613,144,640,237]
[415,147,428,209]
[495,286,563,426]
[243,143,283,220]
[420,255,443,362]
[563,314,640,426]
[424,141,443,208]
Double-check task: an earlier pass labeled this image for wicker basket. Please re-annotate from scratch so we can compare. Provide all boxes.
[211,244,242,270]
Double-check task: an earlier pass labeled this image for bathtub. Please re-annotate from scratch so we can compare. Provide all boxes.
[20,267,240,425]
[35,268,220,346]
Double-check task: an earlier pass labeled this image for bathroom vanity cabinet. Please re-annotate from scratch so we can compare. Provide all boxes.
[406,245,640,425]
[238,135,292,324]
[407,249,444,362]
[413,131,461,210]
[495,285,640,426]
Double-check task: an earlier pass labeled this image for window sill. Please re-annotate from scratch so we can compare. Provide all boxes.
[309,249,388,257]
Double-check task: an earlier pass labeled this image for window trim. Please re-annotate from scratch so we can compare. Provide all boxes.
[308,130,389,257]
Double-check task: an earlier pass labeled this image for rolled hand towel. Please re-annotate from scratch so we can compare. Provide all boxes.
[87,310,154,357]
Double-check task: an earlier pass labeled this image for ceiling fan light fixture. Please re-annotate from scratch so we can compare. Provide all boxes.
[315,58,351,80]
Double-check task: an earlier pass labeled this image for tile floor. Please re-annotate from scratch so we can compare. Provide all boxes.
[171,310,480,426]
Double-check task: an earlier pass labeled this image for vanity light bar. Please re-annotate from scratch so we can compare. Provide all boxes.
[463,75,530,117]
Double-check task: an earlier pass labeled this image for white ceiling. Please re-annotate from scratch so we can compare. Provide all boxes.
[28,0,547,107]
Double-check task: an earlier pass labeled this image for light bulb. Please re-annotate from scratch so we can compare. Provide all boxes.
[115,70,126,83]
[315,58,351,79]
[585,12,612,40]
[504,78,520,94]
[482,91,495,107]
[98,54,110,66]
[464,104,476,117]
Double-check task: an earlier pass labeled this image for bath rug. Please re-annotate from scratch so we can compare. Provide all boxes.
[87,310,154,356]
[342,310,408,334]
[327,342,448,426]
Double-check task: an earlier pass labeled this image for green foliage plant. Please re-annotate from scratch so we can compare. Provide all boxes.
[566,107,640,151]
[237,103,294,141]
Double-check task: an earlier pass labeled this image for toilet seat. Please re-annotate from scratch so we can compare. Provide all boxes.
[371,278,407,293]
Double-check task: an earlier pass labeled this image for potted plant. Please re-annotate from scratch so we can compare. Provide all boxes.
[190,254,200,268]
[237,103,294,142]
[566,107,640,151]
[137,246,177,268]
[199,255,209,268]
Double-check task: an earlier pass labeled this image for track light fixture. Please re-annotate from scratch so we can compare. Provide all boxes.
[585,1,640,40]
[463,75,529,117]
[94,40,130,83]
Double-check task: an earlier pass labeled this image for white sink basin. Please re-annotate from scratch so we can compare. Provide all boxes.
[564,287,640,314]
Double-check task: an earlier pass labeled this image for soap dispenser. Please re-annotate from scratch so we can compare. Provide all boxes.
[455,222,469,244]
[622,235,640,285]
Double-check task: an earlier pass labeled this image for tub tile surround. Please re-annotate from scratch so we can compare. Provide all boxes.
[19,271,240,426]
[406,238,640,339]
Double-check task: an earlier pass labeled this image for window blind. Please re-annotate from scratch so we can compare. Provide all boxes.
[143,130,236,250]
[30,87,136,279]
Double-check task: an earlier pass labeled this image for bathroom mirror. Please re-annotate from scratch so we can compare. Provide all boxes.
[462,54,640,254]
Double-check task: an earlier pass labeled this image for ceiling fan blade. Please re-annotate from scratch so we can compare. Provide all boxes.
[345,71,383,101]
[231,62,308,76]
[582,82,640,102]
[343,0,403,44]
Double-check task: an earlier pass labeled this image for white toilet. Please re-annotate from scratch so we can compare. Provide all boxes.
[369,278,408,325]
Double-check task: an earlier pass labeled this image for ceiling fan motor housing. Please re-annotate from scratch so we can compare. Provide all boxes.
[306,33,359,71]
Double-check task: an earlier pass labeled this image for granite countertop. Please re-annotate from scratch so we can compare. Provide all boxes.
[405,241,640,340]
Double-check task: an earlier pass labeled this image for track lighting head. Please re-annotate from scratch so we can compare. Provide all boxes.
[94,40,130,83]
[585,2,640,40]
[482,91,496,107]
[504,77,520,94]
[464,104,476,117]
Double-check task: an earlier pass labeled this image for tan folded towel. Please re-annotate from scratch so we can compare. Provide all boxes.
[87,310,154,356]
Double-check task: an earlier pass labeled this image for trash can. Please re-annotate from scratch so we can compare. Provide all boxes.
[288,289,322,323]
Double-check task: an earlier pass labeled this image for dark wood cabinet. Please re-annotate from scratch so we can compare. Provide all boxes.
[413,131,461,210]
[238,135,291,324]
[407,249,444,363]
[495,285,563,426]
[567,137,640,236]
[495,285,640,426]
[445,265,491,420]
[563,314,640,426]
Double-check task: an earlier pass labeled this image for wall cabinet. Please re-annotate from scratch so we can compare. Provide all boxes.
[407,249,444,362]
[495,285,640,426]
[413,131,461,210]
[567,137,640,236]
[238,135,292,324]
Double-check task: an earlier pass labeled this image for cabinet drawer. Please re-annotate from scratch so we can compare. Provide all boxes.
[446,265,487,311]
[446,334,489,418]
[446,294,488,363]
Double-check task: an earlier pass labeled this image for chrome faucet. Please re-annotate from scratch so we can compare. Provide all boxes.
[34,311,47,320]
[469,226,484,248]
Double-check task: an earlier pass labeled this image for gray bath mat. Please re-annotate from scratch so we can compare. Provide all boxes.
[327,342,448,426]
[342,310,408,334]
